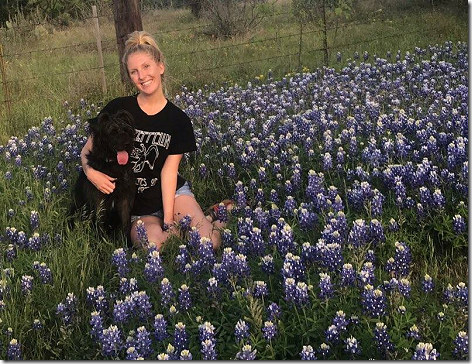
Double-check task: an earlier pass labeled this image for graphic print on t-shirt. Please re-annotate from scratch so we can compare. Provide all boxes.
[131,129,172,192]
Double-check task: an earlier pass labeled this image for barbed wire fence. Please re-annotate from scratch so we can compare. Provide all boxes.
[0,4,448,119]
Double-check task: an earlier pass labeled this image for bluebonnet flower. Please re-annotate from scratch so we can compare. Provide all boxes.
[30,210,40,231]
[341,263,356,287]
[32,318,43,330]
[20,275,33,296]
[178,284,192,311]
[236,344,257,360]
[358,262,375,286]
[101,325,123,357]
[437,312,445,322]
[453,215,466,234]
[432,189,445,209]
[362,285,386,318]
[90,311,104,339]
[28,233,42,251]
[174,322,189,353]
[199,321,216,342]
[199,237,216,266]
[261,254,275,275]
[175,245,190,273]
[144,250,164,283]
[126,347,140,360]
[332,310,348,332]
[266,302,281,321]
[119,277,138,295]
[160,278,175,307]
[347,219,368,248]
[373,322,395,356]
[112,248,129,277]
[453,331,468,359]
[113,299,130,324]
[34,262,53,284]
[394,241,412,277]
[131,291,153,321]
[398,305,406,315]
[249,227,265,256]
[262,321,277,341]
[178,215,192,233]
[319,343,330,358]
[281,253,306,281]
[443,283,455,303]
[456,282,468,307]
[412,342,439,360]
[179,349,192,360]
[56,293,77,326]
[188,227,202,250]
[388,218,399,232]
[345,336,361,356]
[201,339,217,360]
[277,223,296,256]
[283,196,297,216]
[234,254,250,277]
[6,244,16,261]
[319,273,333,299]
[253,281,268,298]
[369,219,385,245]
[207,277,220,298]
[135,220,149,247]
[235,319,250,342]
[216,202,229,223]
[407,324,421,340]
[364,249,376,263]
[371,190,384,217]
[283,277,297,304]
[135,326,153,358]
[7,338,22,360]
[153,314,169,342]
[398,278,411,297]
[299,345,317,360]
[325,325,340,343]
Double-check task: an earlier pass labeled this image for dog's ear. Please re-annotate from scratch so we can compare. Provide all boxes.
[115,110,135,128]
[89,112,110,139]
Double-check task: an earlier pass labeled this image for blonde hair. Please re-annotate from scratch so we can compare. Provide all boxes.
[122,30,166,83]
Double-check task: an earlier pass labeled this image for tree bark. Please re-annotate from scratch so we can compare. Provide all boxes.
[321,0,329,66]
[113,0,143,85]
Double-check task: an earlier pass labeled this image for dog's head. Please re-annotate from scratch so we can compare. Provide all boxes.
[89,110,135,165]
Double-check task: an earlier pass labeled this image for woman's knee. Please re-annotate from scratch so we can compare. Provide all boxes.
[130,217,167,247]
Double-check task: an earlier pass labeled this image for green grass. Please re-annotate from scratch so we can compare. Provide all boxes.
[0,1,467,143]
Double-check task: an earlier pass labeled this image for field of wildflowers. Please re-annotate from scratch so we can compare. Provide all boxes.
[0,40,468,359]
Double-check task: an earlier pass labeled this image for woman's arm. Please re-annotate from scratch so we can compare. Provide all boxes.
[161,154,183,226]
[80,136,117,194]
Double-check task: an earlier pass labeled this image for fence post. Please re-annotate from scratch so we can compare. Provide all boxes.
[297,22,303,72]
[92,5,107,95]
[0,43,11,119]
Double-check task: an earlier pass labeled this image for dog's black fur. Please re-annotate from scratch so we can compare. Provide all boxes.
[70,110,136,244]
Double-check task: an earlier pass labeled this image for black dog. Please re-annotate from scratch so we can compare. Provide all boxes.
[70,110,136,244]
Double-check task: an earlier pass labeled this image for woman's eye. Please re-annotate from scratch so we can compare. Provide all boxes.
[144,64,149,69]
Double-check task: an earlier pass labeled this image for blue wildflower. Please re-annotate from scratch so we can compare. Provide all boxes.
[300,345,317,360]
[262,321,277,341]
[236,344,257,360]
[412,342,439,360]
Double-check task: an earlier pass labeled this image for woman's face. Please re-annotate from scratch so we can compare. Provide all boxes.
[127,51,164,96]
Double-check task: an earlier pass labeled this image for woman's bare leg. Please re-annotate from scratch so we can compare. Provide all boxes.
[173,195,230,249]
[130,215,171,251]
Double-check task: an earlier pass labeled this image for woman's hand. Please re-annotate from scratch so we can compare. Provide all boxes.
[86,167,117,194]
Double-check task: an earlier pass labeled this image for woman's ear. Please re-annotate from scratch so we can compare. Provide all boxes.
[158,61,165,75]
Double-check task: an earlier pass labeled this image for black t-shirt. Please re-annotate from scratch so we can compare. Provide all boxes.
[90,95,197,215]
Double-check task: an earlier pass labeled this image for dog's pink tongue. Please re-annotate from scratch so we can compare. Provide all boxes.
[117,151,129,165]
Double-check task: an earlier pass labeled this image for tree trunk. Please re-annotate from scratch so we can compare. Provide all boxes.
[113,0,143,85]
[321,0,329,66]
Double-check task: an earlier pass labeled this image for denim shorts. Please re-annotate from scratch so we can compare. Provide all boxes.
[130,181,194,224]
